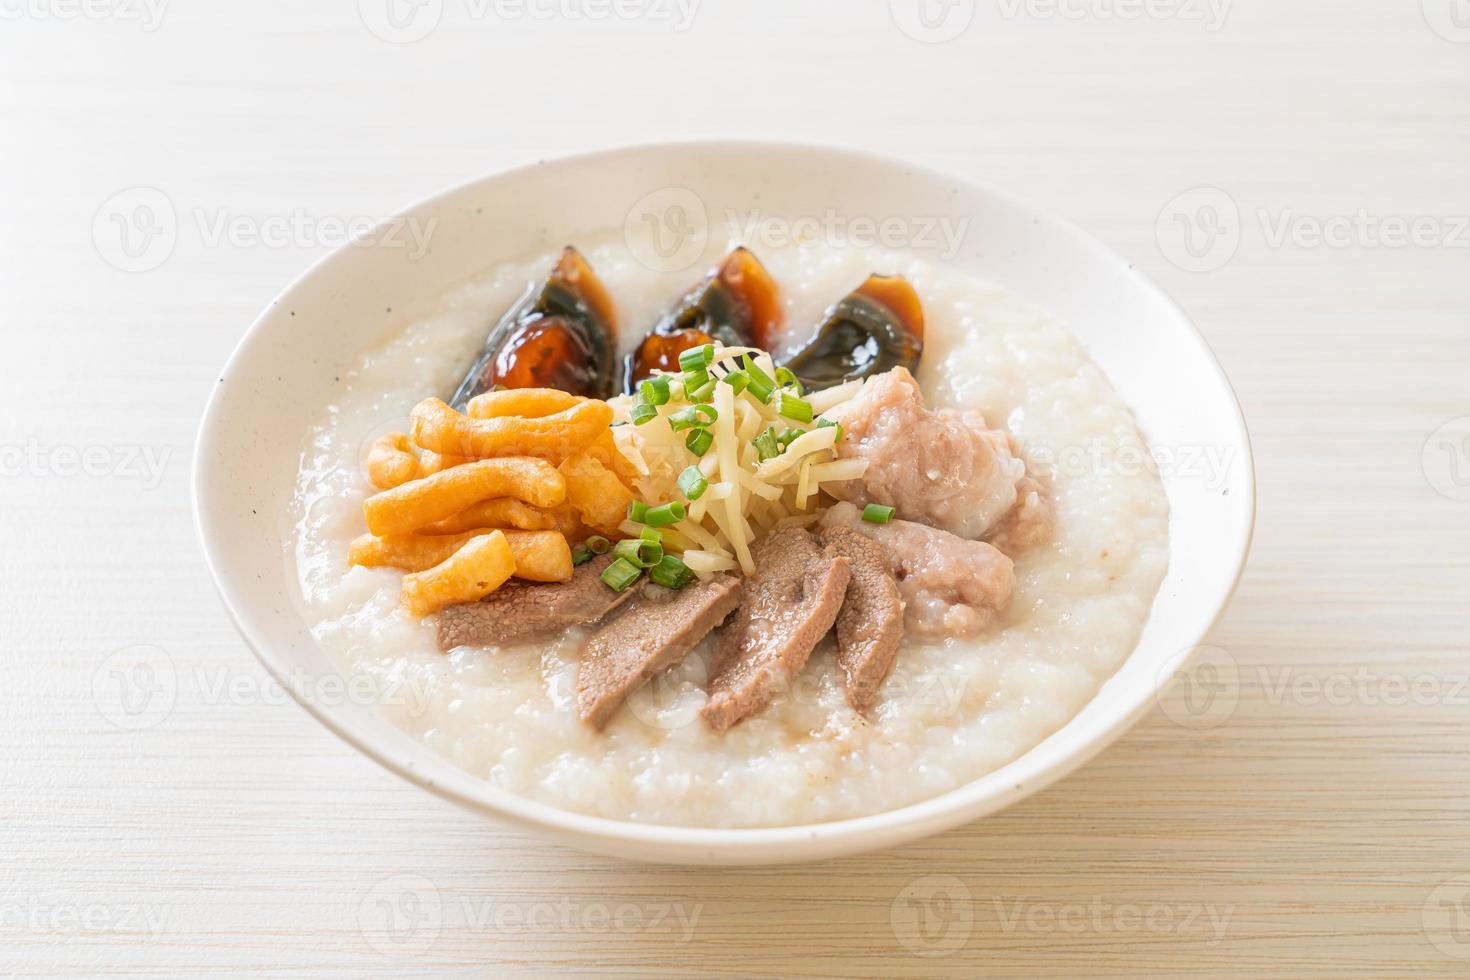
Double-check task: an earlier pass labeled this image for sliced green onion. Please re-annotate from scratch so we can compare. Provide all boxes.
[586,535,611,555]
[776,426,802,448]
[753,427,782,461]
[643,501,686,527]
[638,375,671,406]
[649,554,694,590]
[745,362,776,404]
[571,545,593,567]
[685,428,713,457]
[678,344,714,372]
[640,527,663,545]
[680,367,709,394]
[631,402,659,426]
[678,465,709,500]
[601,557,643,592]
[721,369,750,395]
[816,417,843,443]
[778,392,814,424]
[862,503,896,524]
[668,405,717,432]
[628,501,649,523]
[686,378,717,403]
[775,366,803,395]
[614,537,663,568]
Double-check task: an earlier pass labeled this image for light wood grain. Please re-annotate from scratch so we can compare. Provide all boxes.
[2,0,1467,975]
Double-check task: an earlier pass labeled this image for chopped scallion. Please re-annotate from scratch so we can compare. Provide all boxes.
[778,392,814,423]
[601,557,643,592]
[627,501,649,523]
[639,527,663,545]
[816,417,843,443]
[685,428,714,456]
[862,503,896,524]
[721,369,750,395]
[643,501,686,527]
[649,554,694,590]
[614,536,663,568]
[680,367,709,394]
[678,344,714,372]
[668,405,717,431]
[753,427,782,461]
[678,465,709,500]
[638,375,671,406]
[686,378,717,403]
[775,366,803,395]
[586,535,611,555]
[745,361,776,403]
[630,402,659,425]
[571,545,593,567]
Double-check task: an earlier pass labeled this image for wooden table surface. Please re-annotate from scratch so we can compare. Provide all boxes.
[3,1,1467,975]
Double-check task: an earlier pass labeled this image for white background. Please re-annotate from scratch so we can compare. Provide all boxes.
[3,0,1468,975]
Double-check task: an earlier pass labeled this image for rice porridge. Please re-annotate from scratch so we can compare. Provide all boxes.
[291,238,1170,828]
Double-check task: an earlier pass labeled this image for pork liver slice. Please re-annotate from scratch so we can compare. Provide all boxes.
[436,555,635,651]
[700,528,851,731]
[577,574,743,730]
[819,523,905,714]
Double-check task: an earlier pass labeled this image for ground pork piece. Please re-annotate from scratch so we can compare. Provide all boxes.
[577,574,743,730]
[701,528,850,730]
[823,367,1040,544]
[818,524,905,714]
[820,502,1013,637]
[982,439,1057,557]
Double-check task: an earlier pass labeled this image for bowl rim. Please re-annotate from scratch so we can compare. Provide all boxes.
[193,138,1256,860]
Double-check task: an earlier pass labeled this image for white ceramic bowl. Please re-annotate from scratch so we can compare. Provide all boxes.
[194,140,1254,865]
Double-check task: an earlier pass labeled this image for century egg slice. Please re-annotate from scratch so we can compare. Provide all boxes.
[623,247,782,391]
[449,246,618,406]
[781,274,924,391]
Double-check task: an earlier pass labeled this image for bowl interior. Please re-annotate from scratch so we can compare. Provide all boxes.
[195,141,1253,864]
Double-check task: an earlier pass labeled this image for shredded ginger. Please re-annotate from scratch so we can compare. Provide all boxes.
[608,346,868,576]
